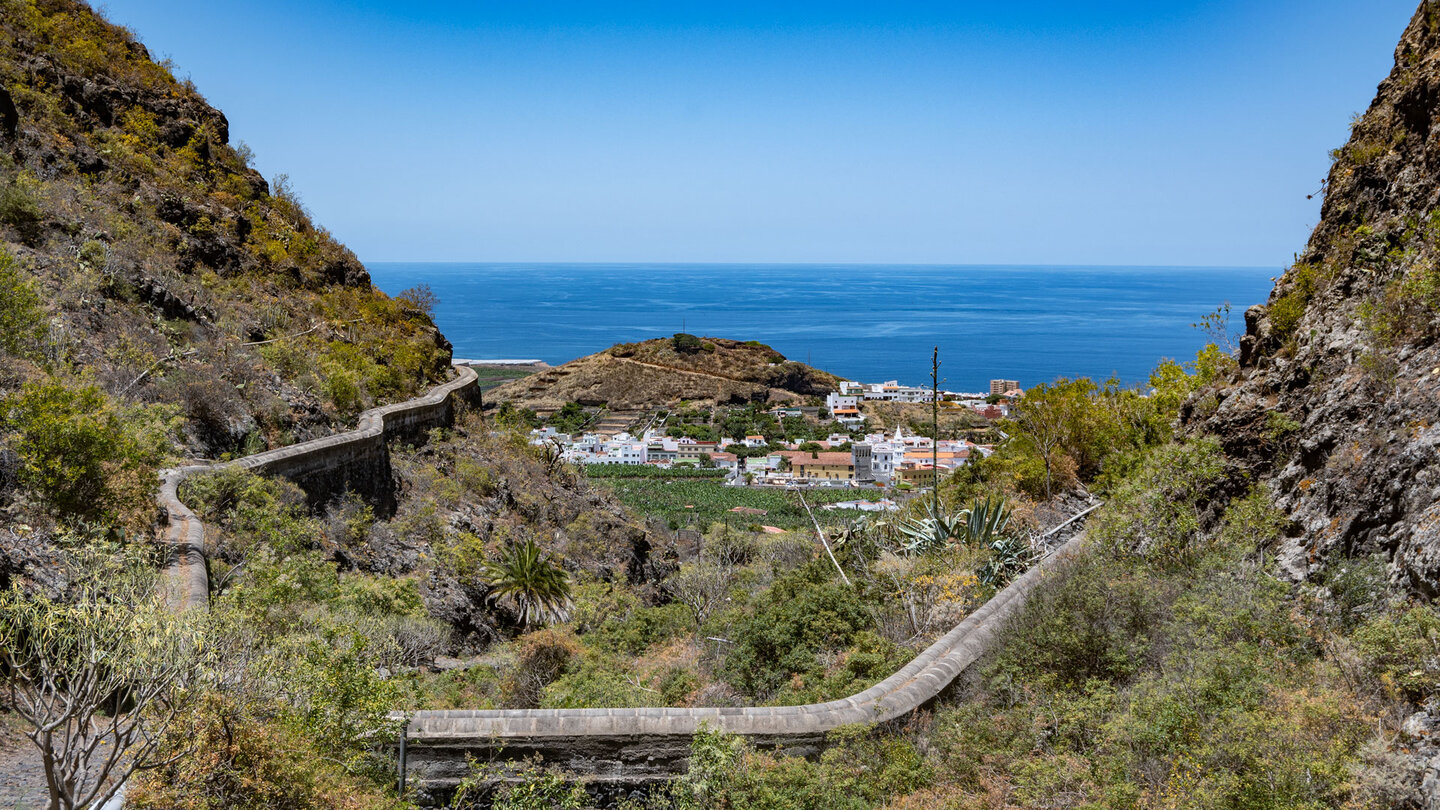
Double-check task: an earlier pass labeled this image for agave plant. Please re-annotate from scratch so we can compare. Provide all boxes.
[895,497,968,556]
[977,533,1035,587]
[483,539,574,626]
[963,496,1013,545]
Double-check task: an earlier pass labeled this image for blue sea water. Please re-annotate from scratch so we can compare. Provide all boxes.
[366,263,1277,392]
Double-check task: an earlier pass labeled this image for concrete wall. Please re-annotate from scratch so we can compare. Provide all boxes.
[157,365,480,611]
[400,526,1089,799]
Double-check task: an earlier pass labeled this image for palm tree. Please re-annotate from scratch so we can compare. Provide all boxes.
[483,539,573,626]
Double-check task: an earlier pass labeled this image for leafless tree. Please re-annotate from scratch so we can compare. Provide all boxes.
[666,560,735,630]
[0,551,209,810]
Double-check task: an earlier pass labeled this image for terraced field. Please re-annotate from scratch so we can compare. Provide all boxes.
[594,478,888,530]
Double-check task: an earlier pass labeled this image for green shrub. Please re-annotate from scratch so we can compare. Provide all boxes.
[284,629,400,771]
[721,562,873,698]
[539,652,651,709]
[130,694,394,810]
[0,248,45,357]
[768,631,910,705]
[180,467,317,557]
[661,724,931,810]
[1213,487,1288,559]
[0,380,175,530]
[452,757,586,810]
[591,602,691,656]
[1088,439,1228,567]
[434,530,489,579]
[454,457,497,495]
[1352,604,1440,702]
[1319,554,1388,630]
[1264,410,1303,443]
[1269,262,1321,341]
[320,364,362,414]
[659,667,701,704]
[0,172,43,227]
[989,551,1161,690]
[671,332,703,354]
[1108,644,1367,809]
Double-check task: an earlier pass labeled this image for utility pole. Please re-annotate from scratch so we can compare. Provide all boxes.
[932,346,940,513]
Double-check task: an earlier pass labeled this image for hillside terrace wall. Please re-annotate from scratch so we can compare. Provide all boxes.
[400,524,1091,800]
[158,365,480,611]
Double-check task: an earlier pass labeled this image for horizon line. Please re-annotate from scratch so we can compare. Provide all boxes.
[365,260,1283,271]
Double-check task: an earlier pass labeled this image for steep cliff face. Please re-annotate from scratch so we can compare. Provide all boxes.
[1188,2,1440,593]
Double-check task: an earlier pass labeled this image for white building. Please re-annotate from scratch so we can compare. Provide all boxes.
[605,441,647,465]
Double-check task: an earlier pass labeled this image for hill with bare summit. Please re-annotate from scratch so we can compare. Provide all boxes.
[486,335,839,413]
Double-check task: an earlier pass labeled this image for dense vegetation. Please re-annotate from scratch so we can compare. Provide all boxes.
[7,1,1440,808]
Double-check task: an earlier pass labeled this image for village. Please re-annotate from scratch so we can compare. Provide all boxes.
[526,377,1025,499]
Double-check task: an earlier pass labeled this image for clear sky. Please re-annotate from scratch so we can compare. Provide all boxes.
[100,1,1418,266]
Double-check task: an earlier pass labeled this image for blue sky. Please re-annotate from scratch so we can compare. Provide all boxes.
[102,1,1418,265]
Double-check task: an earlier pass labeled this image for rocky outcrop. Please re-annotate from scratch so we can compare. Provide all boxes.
[1186,2,1440,593]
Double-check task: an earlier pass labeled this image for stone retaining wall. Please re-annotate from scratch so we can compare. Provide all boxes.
[158,365,481,610]
[401,525,1089,798]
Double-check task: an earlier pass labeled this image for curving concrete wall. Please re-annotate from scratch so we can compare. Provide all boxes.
[152,362,1092,804]
[401,525,1090,796]
[157,365,480,611]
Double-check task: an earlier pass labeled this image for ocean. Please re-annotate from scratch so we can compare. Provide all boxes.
[366,263,1277,392]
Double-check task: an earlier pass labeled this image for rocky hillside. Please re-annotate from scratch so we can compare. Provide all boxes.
[0,0,450,460]
[1188,1,1440,595]
[487,335,840,413]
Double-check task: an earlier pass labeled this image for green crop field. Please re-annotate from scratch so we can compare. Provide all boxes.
[593,479,888,530]
[583,465,728,479]
[467,365,537,391]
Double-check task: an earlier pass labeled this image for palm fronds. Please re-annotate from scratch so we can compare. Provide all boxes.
[483,539,573,626]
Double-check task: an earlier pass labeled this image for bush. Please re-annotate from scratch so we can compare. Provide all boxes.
[989,551,1161,690]
[1319,553,1388,630]
[0,172,43,227]
[452,757,587,810]
[1269,262,1321,342]
[591,601,691,655]
[672,332,703,354]
[283,629,401,770]
[1088,439,1228,567]
[180,467,317,558]
[721,562,873,698]
[0,248,45,358]
[129,695,391,810]
[658,724,931,810]
[1352,604,1440,702]
[0,380,175,530]
[540,651,651,708]
[501,628,581,708]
